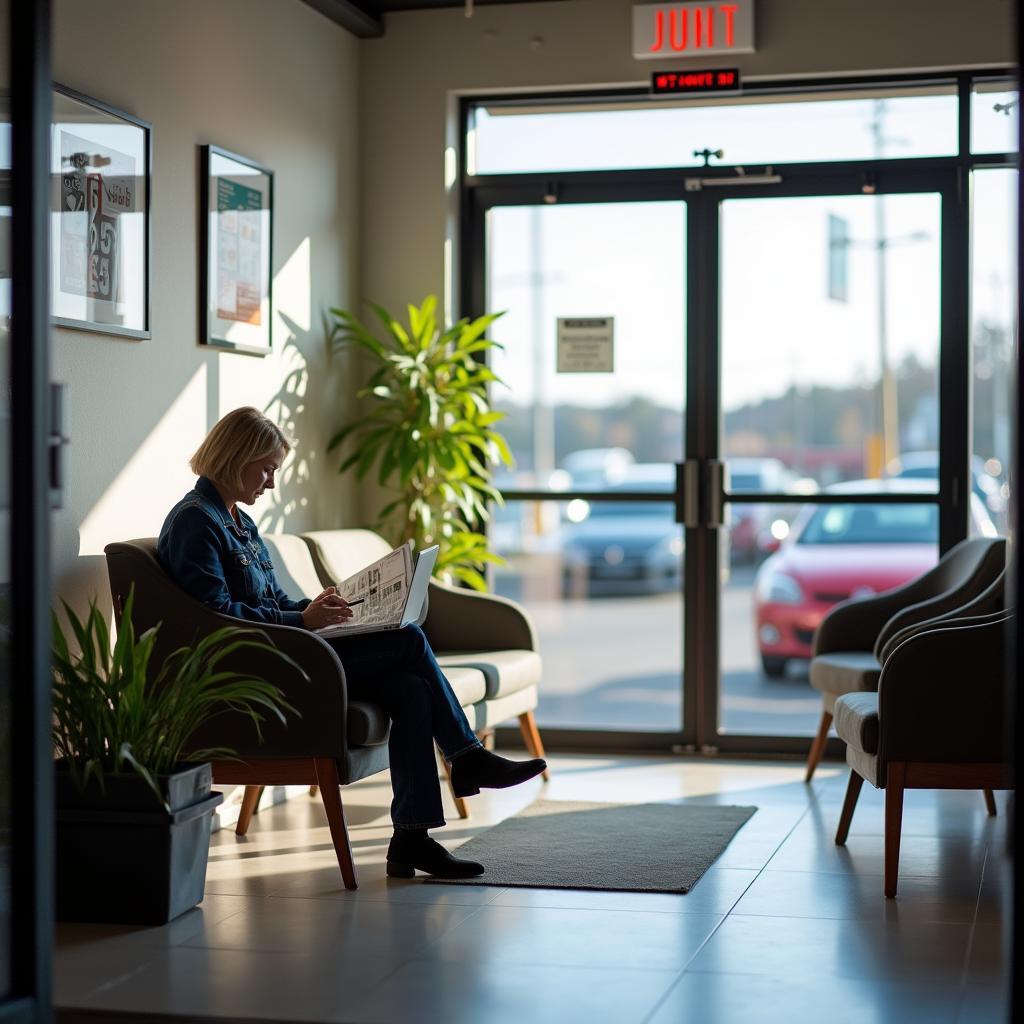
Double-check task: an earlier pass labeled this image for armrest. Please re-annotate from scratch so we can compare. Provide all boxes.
[104,543,349,759]
[422,580,537,652]
[813,586,926,657]
[188,618,350,760]
[877,614,1011,765]
[873,586,995,663]
[878,608,1010,665]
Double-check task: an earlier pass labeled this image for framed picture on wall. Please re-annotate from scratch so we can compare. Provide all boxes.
[200,145,273,356]
[50,84,151,339]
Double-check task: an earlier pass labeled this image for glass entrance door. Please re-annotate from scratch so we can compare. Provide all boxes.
[485,200,688,735]
[473,169,962,752]
[713,186,949,743]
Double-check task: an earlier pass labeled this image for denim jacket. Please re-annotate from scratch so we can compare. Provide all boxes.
[157,476,311,627]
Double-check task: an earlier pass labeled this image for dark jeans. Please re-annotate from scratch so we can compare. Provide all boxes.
[327,623,481,829]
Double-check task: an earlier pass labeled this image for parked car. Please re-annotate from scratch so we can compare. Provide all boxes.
[560,447,635,491]
[560,463,682,596]
[887,450,1007,530]
[727,457,797,564]
[753,479,996,678]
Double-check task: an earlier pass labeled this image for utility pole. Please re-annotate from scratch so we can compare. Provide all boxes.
[528,205,555,486]
[871,100,900,473]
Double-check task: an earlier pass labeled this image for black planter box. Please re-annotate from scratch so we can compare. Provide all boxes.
[55,763,224,925]
[55,760,213,813]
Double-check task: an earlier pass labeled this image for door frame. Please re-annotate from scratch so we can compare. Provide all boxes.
[689,165,962,755]
[2,0,54,1020]
[460,71,1013,756]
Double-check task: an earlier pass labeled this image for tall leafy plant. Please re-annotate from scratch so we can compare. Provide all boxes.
[327,295,513,590]
[52,589,300,808]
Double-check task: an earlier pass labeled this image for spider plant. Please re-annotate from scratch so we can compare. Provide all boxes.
[52,588,301,808]
[327,294,513,590]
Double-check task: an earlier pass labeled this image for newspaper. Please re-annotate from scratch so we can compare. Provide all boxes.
[314,542,414,638]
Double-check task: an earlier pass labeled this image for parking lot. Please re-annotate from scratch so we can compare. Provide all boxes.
[493,564,823,737]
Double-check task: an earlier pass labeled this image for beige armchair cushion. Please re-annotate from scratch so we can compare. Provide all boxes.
[444,666,488,706]
[301,529,394,585]
[809,652,881,696]
[261,534,325,600]
[463,685,539,733]
[438,650,541,700]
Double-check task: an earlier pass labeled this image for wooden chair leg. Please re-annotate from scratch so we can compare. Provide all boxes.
[439,746,470,819]
[835,771,863,846]
[518,711,551,781]
[313,757,357,890]
[235,785,262,836]
[983,788,997,816]
[805,710,833,783]
[884,762,906,899]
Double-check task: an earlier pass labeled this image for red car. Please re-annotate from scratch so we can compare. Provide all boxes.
[753,480,997,678]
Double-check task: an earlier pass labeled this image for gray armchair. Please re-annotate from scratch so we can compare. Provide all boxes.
[805,537,1006,782]
[104,538,394,890]
[832,612,1013,898]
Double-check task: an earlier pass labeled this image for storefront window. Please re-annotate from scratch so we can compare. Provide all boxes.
[471,87,958,174]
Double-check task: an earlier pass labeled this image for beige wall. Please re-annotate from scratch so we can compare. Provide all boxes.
[52,0,360,616]
[358,0,1014,342]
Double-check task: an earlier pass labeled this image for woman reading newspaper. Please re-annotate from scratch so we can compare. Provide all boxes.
[158,407,546,878]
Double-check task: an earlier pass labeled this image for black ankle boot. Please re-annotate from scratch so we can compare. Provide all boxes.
[386,831,484,879]
[449,747,547,798]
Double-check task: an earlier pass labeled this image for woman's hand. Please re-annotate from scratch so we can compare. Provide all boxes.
[301,587,354,630]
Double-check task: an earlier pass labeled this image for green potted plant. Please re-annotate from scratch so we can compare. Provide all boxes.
[327,294,513,590]
[52,589,299,924]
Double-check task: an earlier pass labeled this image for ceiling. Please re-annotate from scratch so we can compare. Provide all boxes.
[301,0,554,38]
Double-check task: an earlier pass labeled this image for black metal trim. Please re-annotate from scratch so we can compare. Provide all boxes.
[495,723,846,759]
[9,0,53,1018]
[467,156,974,195]
[51,82,152,342]
[1010,7,1023,1021]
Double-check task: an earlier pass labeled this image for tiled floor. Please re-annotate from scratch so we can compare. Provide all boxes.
[54,755,1010,1023]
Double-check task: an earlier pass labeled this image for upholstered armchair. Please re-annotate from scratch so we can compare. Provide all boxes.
[805,537,1006,782]
[832,612,1013,898]
[104,538,393,890]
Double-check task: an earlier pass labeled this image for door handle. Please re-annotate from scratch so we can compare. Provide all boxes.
[677,459,726,527]
[49,381,68,509]
[705,459,726,528]
[676,460,700,527]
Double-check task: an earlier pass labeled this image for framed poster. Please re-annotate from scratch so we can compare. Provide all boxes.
[50,85,151,339]
[201,145,273,355]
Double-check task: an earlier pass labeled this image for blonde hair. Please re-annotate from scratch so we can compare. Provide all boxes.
[190,407,294,491]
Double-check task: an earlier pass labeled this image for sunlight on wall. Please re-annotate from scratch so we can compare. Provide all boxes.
[76,236,320,558]
[273,235,312,334]
[77,364,208,556]
[219,237,316,531]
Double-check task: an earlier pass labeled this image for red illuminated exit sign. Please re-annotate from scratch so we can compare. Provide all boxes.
[633,0,755,60]
[651,68,740,95]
